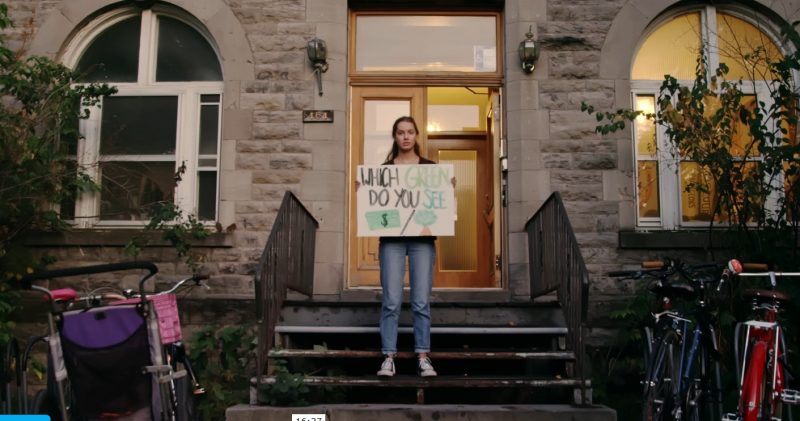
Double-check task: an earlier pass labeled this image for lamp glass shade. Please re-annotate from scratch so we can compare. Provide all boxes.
[307,38,327,63]
[519,39,538,62]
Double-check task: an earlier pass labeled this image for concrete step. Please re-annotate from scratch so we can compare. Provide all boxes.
[279,300,565,328]
[255,375,589,388]
[268,349,576,360]
[227,403,617,421]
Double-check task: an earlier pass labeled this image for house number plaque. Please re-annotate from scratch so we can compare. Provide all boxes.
[302,110,333,123]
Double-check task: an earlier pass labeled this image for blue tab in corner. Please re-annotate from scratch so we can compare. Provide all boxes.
[0,416,51,420]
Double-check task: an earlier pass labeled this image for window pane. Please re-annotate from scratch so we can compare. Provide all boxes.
[99,161,175,221]
[198,171,217,220]
[199,104,219,155]
[76,16,141,82]
[427,87,487,132]
[59,160,79,220]
[632,13,701,80]
[698,95,761,157]
[717,13,783,81]
[363,100,410,165]
[634,95,657,155]
[101,96,178,155]
[356,15,497,72]
[437,150,477,271]
[681,162,717,222]
[637,161,660,218]
[201,94,220,102]
[157,16,222,81]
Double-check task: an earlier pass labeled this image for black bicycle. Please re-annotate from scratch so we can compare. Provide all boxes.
[610,258,728,421]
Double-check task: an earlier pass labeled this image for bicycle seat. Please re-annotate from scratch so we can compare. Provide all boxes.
[650,282,695,300]
[742,288,791,304]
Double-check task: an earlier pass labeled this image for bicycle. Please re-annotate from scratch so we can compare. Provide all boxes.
[722,260,799,421]
[14,262,208,420]
[609,258,727,421]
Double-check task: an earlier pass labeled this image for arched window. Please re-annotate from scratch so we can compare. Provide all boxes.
[63,5,223,226]
[630,6,786,229]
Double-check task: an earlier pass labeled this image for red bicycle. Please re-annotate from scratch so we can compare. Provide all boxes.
[723,260,799,421]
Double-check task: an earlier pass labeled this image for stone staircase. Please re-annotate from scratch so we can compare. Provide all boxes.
[250,299,589,406]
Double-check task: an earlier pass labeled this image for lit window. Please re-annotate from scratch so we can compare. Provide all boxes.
[630,8,785,228]
[64,6,222,226]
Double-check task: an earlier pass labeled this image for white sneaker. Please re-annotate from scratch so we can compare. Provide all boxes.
[418,357,437,377]
[377,356,395,377]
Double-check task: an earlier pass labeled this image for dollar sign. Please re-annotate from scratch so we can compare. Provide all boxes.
[381,213,388,227]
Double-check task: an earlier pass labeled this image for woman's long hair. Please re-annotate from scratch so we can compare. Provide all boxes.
[384,116,421,163]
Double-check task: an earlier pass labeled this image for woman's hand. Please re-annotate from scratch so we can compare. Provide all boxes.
[451,177,457,188]
[355,180,361,191]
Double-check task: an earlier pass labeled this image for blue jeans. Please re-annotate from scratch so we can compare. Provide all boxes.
[378,238,435,355]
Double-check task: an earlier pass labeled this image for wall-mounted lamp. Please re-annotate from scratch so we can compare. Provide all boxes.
[518,26,540,74]
[307,37,329,96]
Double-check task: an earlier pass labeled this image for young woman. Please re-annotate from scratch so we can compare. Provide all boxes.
[376,116,438,378]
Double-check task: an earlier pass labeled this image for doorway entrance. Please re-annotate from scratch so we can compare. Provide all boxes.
[348,86,499,288]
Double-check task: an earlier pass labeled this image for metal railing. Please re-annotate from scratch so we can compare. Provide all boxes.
[525,192,590,404]
[255,191,318,378]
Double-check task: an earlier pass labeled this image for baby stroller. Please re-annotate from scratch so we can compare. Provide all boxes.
[19,261,197,421]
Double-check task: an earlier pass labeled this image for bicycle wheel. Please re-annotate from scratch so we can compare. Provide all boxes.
[643,330,678,421]
[740,341,767,421]
[685,344,722,421]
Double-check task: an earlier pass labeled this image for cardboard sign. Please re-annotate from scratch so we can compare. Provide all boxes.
[356,164,455,237]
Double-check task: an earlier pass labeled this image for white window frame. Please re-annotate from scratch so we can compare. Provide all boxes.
[630,5,790,230]
[61,6,223,228]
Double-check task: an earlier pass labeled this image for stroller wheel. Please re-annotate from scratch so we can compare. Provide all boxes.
[30,389,47,414]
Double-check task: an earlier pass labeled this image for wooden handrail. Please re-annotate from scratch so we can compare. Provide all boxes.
[254,191,318,378]
[525,192,590,404]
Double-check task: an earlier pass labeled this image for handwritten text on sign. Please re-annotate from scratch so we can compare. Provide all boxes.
[356,164,455,237]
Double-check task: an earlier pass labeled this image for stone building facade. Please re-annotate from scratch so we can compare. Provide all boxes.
[4,0,798,325]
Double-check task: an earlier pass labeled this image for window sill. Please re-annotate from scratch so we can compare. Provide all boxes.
[23,229,233,248]
[618,230,736,249]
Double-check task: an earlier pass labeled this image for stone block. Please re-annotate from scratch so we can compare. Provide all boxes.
[235,200,282,214]
[222,109,252,140]
[236,153,270,170]
[253,110,301,124]
[240,93,285,110]
[549,111,600,140]
[253,122,301,139]
[548,51,600,79]
[219,170,252,200]
[312,263,344,296]
[253,184,298,201]
[300,171,345,201]
[221,140,237,171]
[311,142,346,171]
[602,170,634,201]
[236,140,282,154]
[574,152,616,170]
[308,200,344,232]
[307,0,347,24]
[506,79,539,110]
[315,231,343,263]
[252,170,303,184]
[304,114,345,140]
[270,153,312,169]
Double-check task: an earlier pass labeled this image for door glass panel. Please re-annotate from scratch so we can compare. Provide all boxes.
[427,87,487,132]
[437,150,477,271]
[76,16,141,82]
[101,96,178,155]
[197,171,217,220]
[356,15,497,72]
[363,100,410,164]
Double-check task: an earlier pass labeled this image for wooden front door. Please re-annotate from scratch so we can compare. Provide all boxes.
[348,87,496,288]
